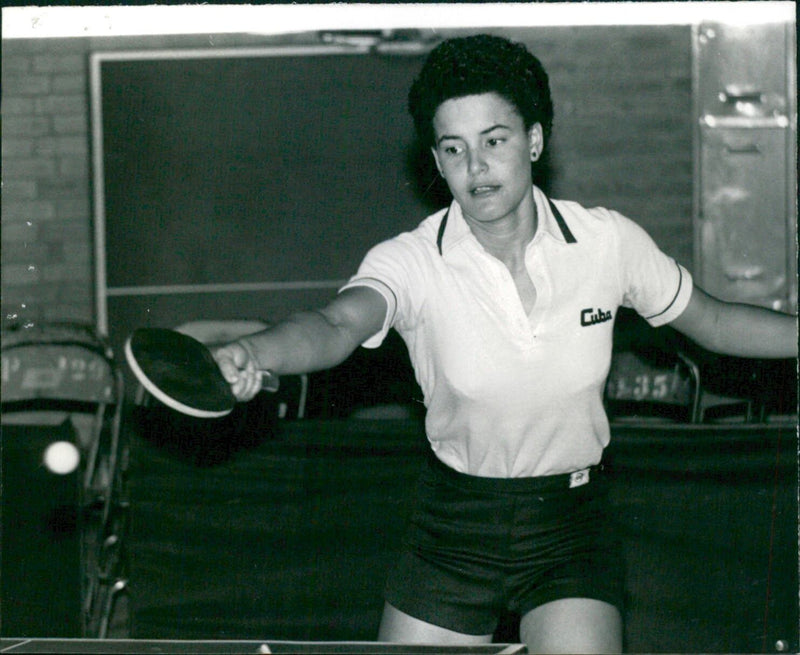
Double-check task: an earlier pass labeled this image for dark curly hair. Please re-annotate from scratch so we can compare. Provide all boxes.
[408,34,554,149]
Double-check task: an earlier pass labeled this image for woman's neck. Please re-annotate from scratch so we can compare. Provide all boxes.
[465,197,538,267]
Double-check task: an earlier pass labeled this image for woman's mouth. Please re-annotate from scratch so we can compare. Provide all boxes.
[470,184,500,196]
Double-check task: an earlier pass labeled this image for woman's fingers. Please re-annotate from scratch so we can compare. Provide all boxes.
[213,343,262,402]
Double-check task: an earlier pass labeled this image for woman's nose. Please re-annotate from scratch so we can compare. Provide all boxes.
[467,149,488,174]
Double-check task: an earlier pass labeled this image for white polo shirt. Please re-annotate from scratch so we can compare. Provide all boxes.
[342,185,693,478]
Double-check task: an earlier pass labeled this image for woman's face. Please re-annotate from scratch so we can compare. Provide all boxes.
[431,92,542,228]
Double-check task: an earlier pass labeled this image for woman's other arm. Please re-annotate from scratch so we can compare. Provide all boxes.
[669,285,798,359]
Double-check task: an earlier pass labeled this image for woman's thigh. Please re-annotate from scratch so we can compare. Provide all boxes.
[520,598,622,654]
[378,602,494,645]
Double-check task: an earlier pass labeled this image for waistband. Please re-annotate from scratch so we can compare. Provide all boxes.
[426,451,603,494]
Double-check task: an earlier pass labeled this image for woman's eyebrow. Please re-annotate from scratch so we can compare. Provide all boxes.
[436,133,461,145]
[436,124,510,146]
[482,123,511,134]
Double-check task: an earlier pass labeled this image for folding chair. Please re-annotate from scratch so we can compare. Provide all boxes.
[605,347,702,423]
[606,310,757,425]
[1,322,129,637]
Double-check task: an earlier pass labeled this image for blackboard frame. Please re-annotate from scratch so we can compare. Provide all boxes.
[89,44,437,337]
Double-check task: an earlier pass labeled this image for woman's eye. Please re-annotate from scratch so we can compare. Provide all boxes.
[443,145,462,156]
[487,137,504,147]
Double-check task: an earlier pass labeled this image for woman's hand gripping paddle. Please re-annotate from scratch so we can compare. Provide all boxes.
[124,327,279,418]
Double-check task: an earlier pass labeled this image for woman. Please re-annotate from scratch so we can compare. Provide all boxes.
[214,35,797,653]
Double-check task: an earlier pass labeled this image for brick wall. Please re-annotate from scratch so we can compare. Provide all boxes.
[2,37,93,327]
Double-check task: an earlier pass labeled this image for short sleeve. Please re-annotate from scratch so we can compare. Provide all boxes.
[339,235,420,348]
[613,210,694,327]
[339,276,397,348]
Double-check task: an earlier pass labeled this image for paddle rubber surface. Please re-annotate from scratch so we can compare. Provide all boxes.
[125,328,236,418]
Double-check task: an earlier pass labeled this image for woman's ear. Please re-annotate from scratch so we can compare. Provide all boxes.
[528,123,544,162]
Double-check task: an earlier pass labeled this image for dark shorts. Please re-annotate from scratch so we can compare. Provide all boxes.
[384,453,624,635]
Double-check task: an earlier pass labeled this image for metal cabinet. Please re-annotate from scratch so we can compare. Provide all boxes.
[693,21,797,312]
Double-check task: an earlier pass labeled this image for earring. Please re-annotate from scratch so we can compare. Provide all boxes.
[530,149,539,162]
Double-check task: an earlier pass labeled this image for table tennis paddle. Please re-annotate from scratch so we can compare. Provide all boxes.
[124,327,279,418]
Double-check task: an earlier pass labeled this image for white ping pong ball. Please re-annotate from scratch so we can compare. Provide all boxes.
[43,440,80,475]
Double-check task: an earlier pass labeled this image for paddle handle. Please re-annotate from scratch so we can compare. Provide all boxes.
[259,369,280,393]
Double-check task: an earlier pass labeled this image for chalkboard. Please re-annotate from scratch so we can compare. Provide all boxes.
[97,48,435,294]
